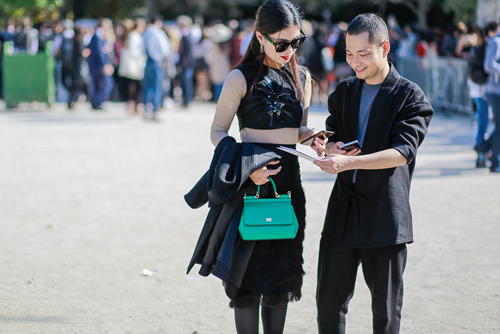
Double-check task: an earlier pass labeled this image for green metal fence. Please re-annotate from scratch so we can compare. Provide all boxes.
[2,41,55,108]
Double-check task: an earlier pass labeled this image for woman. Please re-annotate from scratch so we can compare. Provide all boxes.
[210,0,324,332]
[118,18,146,115]
[205,23,233,102]
[68,27,90,109]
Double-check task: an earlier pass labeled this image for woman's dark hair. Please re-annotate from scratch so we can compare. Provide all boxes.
[237,0,305,100]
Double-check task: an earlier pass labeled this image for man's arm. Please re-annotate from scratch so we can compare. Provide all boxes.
[484,38,500,75]
[314,148,407,175]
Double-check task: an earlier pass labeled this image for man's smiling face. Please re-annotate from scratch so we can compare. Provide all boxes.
[345,31,390,85]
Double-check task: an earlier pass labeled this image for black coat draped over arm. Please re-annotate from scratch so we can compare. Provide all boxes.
[185,136,281,298]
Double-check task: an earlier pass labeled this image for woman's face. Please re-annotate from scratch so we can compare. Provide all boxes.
[256,25,302,68]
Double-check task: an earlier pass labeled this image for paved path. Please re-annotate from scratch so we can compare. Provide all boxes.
[0,101,499,333]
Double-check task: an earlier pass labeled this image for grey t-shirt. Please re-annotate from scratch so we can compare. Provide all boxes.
[358,82,382,147]
[354,81,382,182]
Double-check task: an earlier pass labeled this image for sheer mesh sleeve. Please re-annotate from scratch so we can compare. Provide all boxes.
[210,69,247,146]
[299,69,313,142]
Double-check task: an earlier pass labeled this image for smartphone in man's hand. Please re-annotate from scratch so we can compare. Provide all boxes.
[339,140,361,152]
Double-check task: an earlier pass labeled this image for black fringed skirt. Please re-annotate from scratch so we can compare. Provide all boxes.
[230,143,306,308]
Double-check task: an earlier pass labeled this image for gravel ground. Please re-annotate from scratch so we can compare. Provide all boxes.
[0,101,499,334]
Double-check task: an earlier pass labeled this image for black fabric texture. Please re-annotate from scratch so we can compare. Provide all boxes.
[185,137,283,299]
[235,63,306,131]
[229,144,305,309]
[323,63,434,248]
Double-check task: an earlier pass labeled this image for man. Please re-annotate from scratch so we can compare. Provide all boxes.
[142,17,170,119]
[87,19,114,110]
[56,19,75,107]
[481,21,500,172]
[314,14,433,333]
[177,15,195,108]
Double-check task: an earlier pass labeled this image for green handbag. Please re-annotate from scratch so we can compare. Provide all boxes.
[239,177,299,241]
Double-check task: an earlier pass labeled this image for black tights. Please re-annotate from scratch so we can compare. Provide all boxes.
[234,304,288,334]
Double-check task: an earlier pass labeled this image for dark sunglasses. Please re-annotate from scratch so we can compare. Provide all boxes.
[262,31,306,53]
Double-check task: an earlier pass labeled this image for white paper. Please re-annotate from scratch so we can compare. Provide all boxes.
[277,146,318,162]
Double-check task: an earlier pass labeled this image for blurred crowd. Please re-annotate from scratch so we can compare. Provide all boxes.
[0,14,496,116]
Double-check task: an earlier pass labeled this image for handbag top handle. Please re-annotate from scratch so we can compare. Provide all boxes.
[255,177,280,199]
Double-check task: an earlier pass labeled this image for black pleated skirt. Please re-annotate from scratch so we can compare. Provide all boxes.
[230,143,306,308]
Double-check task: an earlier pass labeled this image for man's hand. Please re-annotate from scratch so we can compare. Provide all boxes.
[314,154,352,175]
[314,148,407,175]
[325,142,361,156]
[103,64,114,76]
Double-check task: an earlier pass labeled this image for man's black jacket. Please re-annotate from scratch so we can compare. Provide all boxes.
[185,136,280,298]
[324,64,434,248]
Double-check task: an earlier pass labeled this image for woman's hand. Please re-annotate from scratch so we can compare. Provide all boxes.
[303,129,328,157]
[325,142,361,156]
[249,160,282,185]
[311,136,327,157]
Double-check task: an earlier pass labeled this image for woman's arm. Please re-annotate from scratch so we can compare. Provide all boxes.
[298,70,327,156]
[210,69,247,146]
[298,69,313,142]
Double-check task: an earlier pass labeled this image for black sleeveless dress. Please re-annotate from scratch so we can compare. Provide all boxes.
[230,63,307,308]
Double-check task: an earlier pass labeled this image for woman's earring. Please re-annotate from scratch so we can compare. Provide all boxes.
[260,44,264,54]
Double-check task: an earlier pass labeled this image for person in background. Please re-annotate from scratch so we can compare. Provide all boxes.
[205,23,232,102]
[0,26,5,99]
[302,22,331,105]
[295,20,315,69]
[58,19,75,104]
[68,27,90,109]
[2,20,15,44]
[332,22,354,87]
[440,23,460,57]
[481,21,500,173]
[314,13,433,333]
[228,19,242,67]
[142,17,170,120]
[87,18,114,110]
[456,23,491,168]
[239,19,255,57]
[112,21,126,101]
[396,24,417,59]
[162,24,179,107]
[51,20,67,102]
[13,17,30,52]
[192,24,212,101]
[37,21,54,52]
[119,18,147,115]
[177,15,196,108]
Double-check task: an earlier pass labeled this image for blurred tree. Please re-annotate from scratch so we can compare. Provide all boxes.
[373,0,432,28]
[442,0,477,23]
[0,0,63,17]
[298,0,433,28]
[67,0,146,19]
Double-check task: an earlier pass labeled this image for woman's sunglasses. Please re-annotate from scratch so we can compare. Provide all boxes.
[262,32,306,53]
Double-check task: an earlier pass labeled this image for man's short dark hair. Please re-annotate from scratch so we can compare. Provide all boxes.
[485,21,498,35]
[346,13,389,45]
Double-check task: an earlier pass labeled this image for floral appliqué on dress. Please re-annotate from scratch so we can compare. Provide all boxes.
[254,75,295,127]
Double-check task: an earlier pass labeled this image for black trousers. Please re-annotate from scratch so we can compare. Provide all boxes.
[317,205,407,334]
